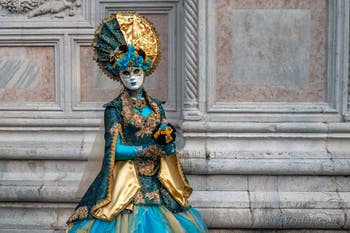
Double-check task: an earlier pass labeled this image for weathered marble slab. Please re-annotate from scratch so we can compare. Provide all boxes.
[232,9,310,88]
[0,47,55,102]
[215,0,327,102]
[0,59,40,88]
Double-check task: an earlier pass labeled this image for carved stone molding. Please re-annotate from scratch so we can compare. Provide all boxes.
[183,0,201,120]
[341,0,350,120]
[0,0,81,18]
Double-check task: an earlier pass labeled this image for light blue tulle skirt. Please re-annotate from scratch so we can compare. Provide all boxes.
[67,205,208,233]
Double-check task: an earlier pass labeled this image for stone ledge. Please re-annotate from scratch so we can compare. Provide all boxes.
[2,157,350,175]
[0,203,348,230]
[1,157,350,176]
[183,158,350,175]
[208,230,350,233]
[181,122,350,134]
[0,120,349,134]
[199,208,348,229]
[1,181,349,210]
[190,191,350,209]
[2,161,350,191]
[0,203,72,232]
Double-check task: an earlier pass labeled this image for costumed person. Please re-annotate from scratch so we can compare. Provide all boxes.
[66,12,208,233]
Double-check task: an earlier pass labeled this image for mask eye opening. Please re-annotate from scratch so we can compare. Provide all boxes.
[122,70,130,76]
[133,68,140,74]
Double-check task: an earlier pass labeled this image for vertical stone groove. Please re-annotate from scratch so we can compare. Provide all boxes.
[348,13,350,108]
[184,0,199,109]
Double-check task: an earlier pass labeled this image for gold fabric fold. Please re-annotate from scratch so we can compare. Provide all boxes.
[92,160,140,221]
[92,152,192,221]
[91,123,141,221]
[158,153,193,206]
[91,121,191,220]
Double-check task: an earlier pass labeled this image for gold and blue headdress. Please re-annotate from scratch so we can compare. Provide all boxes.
[93,12,161,81]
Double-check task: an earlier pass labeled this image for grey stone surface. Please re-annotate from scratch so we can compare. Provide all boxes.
[188,175,247,191]
[0,129,96,160]
[199,208,252,228]
[276,176,338,192]
[189,191,249,208]
[248,176,279,191]
[334,176,350,191]
[1,122,350,230]
[209,230,350,233]
[343,209,350,228]
[279,209,345,229]
[232,9,310,87]
[182,158,350,175]
[0,203,73,232]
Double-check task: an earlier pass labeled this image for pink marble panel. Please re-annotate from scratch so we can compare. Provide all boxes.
[80,14,169,103]
[144,14,169,102]
[215,0,327,102]
[0,46,55,102]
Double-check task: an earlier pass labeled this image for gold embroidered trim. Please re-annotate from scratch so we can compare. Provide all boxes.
[121,88,161,138]
[133,190,161,204]
[131,97,146,110]
[91,123,121,212]
[144,191,161,202]
[143,145,165,157]
[133,190,146,204]
[134,157,160,176]
[67,206,88,223]
[110,123,125,143]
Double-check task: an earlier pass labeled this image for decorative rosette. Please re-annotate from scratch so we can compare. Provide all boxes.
[153,123,176,145]
[92,12,161,81]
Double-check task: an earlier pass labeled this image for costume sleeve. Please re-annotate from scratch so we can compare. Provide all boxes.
[104,106,121,136]
[105,105,140,160]
[104,106,122,158]
[67,105,125,224]
[115,135,138,160]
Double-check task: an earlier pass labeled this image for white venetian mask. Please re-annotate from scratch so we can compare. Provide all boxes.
[119,67,144,90]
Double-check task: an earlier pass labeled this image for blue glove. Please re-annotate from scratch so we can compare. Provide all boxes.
[115,135,138,160]
[115,136,156,160]
[160,123,167,130]
[164,142,176,156]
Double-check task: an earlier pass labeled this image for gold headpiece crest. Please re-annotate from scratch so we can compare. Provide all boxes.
[93,12,161,81]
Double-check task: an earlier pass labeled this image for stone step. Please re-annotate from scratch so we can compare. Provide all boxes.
[0,203,348,230]
[1,180,349,209]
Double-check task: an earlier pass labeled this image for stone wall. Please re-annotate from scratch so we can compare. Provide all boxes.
[0,0,349,232]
